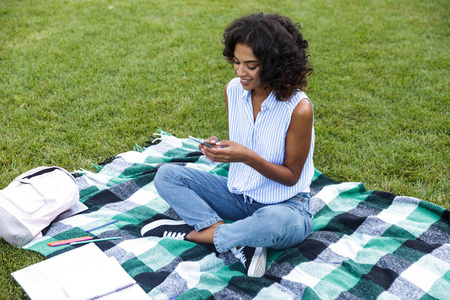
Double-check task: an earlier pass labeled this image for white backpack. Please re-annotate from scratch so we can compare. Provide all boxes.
[0,166,79,247]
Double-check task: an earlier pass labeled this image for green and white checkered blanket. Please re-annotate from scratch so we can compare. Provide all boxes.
[25,132,450,299]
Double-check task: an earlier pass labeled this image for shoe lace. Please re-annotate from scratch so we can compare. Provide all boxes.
[234,247,247,265]
[163,231,186,240]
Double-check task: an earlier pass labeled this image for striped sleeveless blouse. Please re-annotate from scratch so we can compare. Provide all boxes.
[226,78,315,204]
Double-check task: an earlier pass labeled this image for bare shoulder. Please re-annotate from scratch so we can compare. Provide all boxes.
[292,98,313,123]
[224,81,231,94]
[224,81,231,113]
[287,98,313,141]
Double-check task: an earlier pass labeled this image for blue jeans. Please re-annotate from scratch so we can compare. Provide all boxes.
[154,164,313,253]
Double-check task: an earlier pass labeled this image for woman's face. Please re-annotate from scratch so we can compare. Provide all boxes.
[232,43,263,92]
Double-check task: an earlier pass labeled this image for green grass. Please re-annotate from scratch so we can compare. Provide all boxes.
[1,0,448,298]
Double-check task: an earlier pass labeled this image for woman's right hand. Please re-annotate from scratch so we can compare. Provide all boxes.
[200,136,220,149]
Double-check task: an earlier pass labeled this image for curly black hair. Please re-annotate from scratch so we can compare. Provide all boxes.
[222,13,313,101]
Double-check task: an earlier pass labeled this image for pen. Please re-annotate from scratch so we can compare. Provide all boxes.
[49,236,93,247]
[70,236,122,245]
[86,219,119,232]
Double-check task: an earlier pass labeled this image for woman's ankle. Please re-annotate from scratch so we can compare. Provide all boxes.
[186,221,225,243]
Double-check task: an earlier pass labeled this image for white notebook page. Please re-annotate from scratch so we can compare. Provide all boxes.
[12,243,149,300]
[12,243,108,300]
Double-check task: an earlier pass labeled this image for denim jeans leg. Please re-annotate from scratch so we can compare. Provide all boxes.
[154,164,252,231]
[214,194,313,253]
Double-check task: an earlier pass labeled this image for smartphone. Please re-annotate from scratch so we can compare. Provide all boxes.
[188,136,214,148]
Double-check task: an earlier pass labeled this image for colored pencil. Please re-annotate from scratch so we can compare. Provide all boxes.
[86,219,119,232]
[70,236,122,245]
[49,236,93,247]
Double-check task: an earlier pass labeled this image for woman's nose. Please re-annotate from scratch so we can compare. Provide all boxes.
[235,65,246,77]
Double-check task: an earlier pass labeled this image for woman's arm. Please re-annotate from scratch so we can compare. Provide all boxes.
[202,84,313,186]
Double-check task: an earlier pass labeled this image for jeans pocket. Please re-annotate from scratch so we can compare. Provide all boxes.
[293,192,311,217]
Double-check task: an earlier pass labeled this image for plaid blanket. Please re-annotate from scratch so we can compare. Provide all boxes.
[25,132,450,299]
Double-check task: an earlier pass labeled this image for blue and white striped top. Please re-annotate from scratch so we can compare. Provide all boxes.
[226,78,315,204]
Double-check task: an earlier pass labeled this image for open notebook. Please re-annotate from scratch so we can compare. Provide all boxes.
[12,243,149,300]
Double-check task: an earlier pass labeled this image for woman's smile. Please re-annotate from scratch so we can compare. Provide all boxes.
[233,43,262,92]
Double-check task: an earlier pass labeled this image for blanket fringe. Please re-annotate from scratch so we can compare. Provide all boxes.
[144,131,172,148]
[92,156,117,172]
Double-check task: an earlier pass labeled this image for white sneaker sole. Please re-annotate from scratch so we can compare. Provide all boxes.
[140,219,187,237]
[247,247,267,277]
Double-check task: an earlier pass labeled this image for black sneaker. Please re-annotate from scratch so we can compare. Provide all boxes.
[141,219,194,241]
[232,246,267,277]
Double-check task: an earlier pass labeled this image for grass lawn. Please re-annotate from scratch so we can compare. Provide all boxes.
[1,0,448,298]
